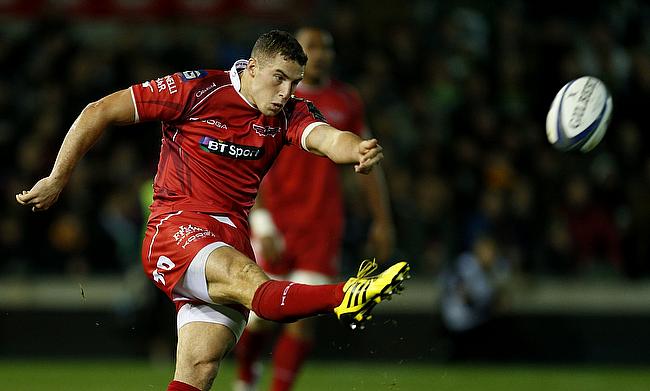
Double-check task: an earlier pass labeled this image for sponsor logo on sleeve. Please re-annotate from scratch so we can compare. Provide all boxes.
[199,136,264,160]
[154,75,177,95]
[179,70,208,82]
[252,123,281,137]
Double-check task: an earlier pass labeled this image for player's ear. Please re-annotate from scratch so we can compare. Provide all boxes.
[247,58,257,77]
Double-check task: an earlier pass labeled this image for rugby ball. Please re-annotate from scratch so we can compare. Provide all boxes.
[545,76,613,152]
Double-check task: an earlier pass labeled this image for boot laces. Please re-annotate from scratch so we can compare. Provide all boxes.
[356,258,378,278]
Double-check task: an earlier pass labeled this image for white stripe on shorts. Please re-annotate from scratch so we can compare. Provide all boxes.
[147,211,182,264]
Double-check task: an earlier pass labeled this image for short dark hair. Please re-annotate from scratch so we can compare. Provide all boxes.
[251,30,308,66]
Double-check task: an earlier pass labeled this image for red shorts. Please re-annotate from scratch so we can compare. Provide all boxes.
[258,226,341,277]
[141,210,255,311]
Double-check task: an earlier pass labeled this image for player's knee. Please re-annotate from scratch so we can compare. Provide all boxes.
[235,261,269,285]
[242,262,266,277]
[209,247,266,282]
[205,247,269,304]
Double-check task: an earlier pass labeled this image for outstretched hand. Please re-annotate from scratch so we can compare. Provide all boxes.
[355,139,384,174]
[15,176,65,212]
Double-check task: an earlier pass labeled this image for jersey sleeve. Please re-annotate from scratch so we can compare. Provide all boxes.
[284,99,328,151]
[130,70,210,123]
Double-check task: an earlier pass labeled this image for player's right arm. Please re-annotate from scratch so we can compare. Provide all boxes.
[16,89,136,212]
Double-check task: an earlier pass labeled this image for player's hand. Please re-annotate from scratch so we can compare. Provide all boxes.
[258,233,284,265]
[367,219,395,262]
[355,139,383,174]
[15,176,65,212]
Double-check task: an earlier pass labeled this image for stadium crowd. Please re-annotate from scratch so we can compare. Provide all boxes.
[3,0,649,281]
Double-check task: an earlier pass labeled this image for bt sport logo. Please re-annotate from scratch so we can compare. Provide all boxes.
[199,136,264,160]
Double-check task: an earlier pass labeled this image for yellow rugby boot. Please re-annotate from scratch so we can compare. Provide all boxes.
[334,259,410,330]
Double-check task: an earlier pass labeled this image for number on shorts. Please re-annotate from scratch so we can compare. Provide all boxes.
[153,256,175,286]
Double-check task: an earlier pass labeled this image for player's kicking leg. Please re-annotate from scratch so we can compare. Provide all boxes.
[204,247,410,328]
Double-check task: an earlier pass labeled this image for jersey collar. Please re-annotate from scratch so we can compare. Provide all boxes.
[229,59,256,109]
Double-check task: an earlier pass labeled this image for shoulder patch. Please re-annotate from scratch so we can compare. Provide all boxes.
[304,99,327,122]
[178,70,208,82]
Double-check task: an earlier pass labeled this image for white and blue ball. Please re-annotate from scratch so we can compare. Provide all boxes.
[545,76,613,153]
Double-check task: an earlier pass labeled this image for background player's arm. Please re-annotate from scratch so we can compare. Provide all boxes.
[358,166,395,261]
[307,123,394,259]
[305,124,383,174]
[16,89,136,211]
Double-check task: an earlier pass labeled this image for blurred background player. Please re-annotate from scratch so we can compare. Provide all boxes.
[234,27,395,391]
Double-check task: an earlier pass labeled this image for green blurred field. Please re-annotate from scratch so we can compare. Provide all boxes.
[2,359,649,391]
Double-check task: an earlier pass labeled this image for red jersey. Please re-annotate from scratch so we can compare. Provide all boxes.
[260,79,366,233]
[131,61,327,229]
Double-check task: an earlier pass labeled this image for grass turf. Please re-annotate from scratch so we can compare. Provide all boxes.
[1,359,649,390]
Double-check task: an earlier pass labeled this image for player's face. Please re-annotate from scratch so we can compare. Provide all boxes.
[250,54,304,116]
[296,29,334,83]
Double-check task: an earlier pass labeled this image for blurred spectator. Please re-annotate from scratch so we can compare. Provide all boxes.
[439,235,512,360]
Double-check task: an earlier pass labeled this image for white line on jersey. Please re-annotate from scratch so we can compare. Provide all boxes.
[189,84,232,115]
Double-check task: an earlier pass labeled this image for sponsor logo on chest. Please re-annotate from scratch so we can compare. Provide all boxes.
[190,117,228,129]
[195,82,218,98]
[199,136,264,160]
[253,123,281,137]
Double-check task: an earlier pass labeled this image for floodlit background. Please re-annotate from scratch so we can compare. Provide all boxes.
[2,0,649,390]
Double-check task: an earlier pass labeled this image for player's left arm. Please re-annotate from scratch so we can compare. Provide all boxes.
[304,124,383,174]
